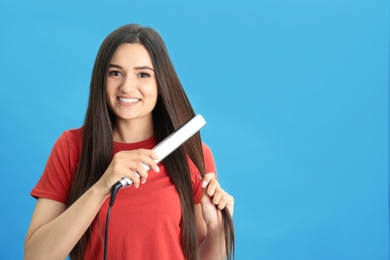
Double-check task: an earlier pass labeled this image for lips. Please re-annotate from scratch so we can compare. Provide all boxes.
[118,97,140,103]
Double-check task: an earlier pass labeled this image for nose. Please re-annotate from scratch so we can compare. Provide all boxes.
[119,75,137,93]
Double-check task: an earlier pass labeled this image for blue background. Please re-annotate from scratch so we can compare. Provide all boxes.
[0,0,388,259]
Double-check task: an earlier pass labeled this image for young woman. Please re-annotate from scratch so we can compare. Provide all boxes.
[24,24,234,260]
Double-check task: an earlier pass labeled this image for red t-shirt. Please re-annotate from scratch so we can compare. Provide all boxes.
[31,128,217,259]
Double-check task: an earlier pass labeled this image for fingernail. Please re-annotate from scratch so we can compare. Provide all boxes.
[142,179,146,184]
[202,181,207,188]
[155,166,160,172]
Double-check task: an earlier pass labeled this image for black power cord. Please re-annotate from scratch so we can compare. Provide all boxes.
[104,182,123,260]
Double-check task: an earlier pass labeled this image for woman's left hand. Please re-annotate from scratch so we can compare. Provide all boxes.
[200,172,234,228]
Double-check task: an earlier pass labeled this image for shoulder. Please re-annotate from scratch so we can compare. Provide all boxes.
[61,127,83,143]
[31,128,83,203]
[187,142,216,174]
[55,128,83,150]
[201,142,217,174]
[201,142,214,162]
[49,127,83,166]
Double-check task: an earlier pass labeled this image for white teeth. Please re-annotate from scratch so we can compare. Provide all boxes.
[119,97,140,103]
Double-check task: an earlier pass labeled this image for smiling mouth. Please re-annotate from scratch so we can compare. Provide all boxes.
[118,97,140,103]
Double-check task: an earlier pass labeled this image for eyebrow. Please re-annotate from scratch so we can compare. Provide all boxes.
[109,64,154,71]
[135,66,154,71]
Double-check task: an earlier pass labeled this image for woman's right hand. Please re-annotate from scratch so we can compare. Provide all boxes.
[97,149,160,195]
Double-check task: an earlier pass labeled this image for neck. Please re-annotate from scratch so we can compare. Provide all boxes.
[113,117,154,143]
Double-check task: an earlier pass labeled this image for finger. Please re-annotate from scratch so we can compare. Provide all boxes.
[224,196,235,217]
[110,162,142,188]
[142,149,159,160]
[138,149,159,168]
[141,157,159,173]
[124,150,160,173]
[214,192,234,211]
[210,190,234,218]
[204,179,220,197]
[211,187,225,205]
[201,172,217,189]
[124,168,142,188]
[126,161,150,186]
[117,154,156,183]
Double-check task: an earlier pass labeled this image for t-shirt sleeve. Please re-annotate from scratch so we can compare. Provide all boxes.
[30,131,77,204]
[191,143,217,205]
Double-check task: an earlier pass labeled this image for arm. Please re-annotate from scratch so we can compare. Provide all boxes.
[24,149,159,260]
[24,184,108,260]
[196,172,234,260]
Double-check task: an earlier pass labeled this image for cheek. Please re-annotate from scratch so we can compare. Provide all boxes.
[104,87,110,103]
[105,82,117,99]
[141,82,158,98]
[104,84,116,108]
[145,86,158,108]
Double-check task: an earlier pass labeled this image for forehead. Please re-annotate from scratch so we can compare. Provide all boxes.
[110,43,153,67]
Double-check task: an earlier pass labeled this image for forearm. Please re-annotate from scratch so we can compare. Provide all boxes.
[199,223,226,260]
[24,184,109,260]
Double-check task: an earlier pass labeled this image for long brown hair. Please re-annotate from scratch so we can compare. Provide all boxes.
[68,24,234,260]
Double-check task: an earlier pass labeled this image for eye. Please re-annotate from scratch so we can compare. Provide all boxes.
[138,72,150,78]
[109,70,122,77]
